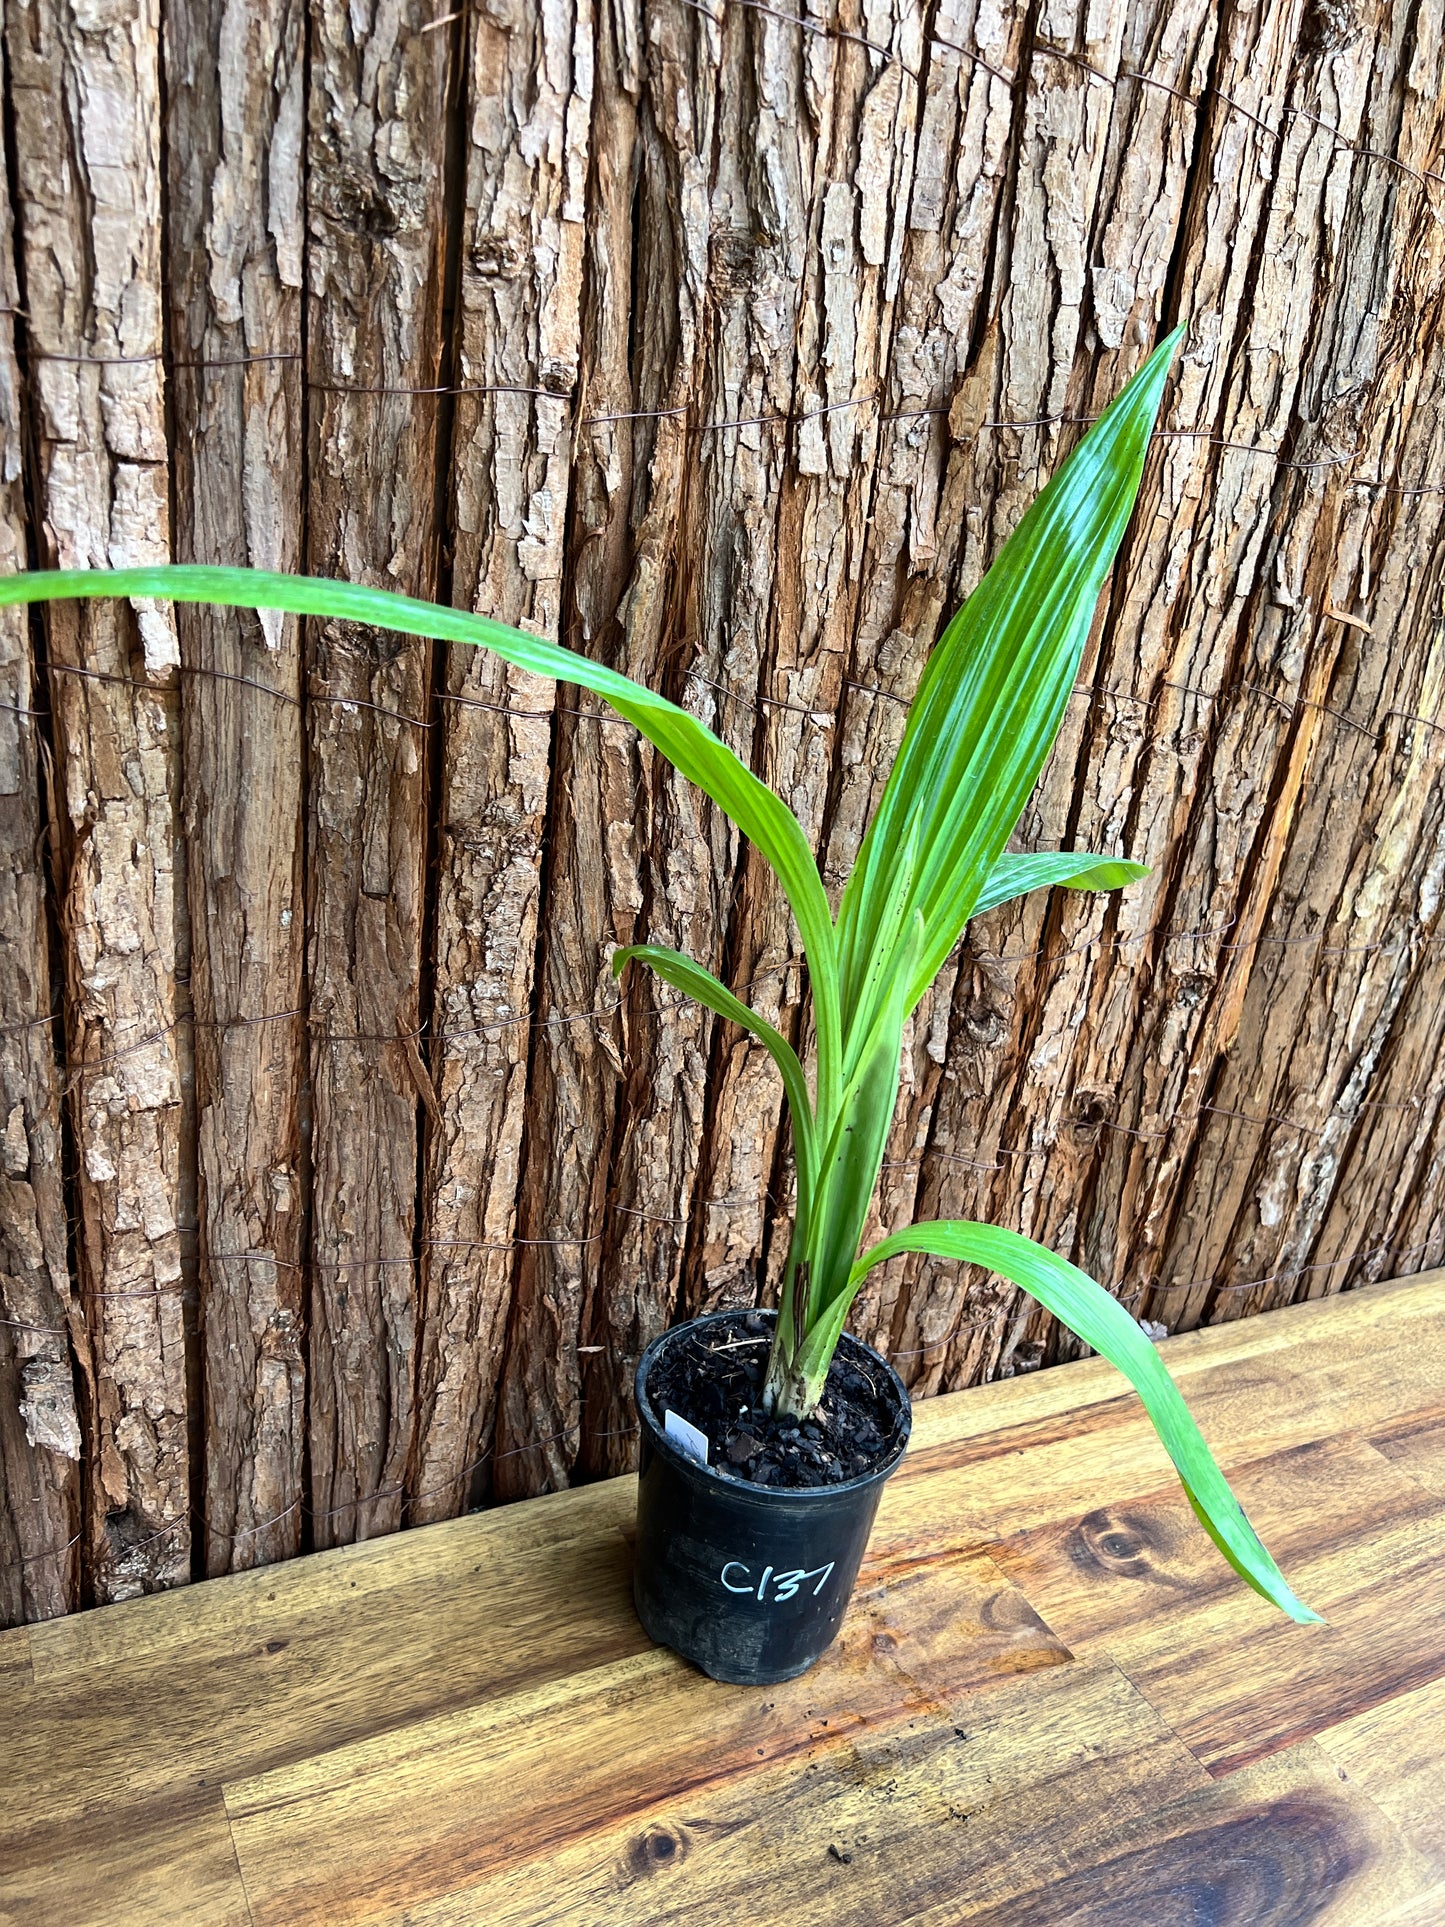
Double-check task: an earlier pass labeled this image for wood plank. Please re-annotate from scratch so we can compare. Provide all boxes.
[6,1276,1445,1924]
[935,1742,1432,1927]
[0,1622,31,1687]
[990,1434,1445,1776]
[886,1275,1445,1567]
[14,1484,643,1823]
[0,1786,252,1927]
[223,1551,1070,1927]
[1367,1406,1445,1501]
[1314,1674,1445,1876]
[903,1270,1445,1461]
[13,1275,1444,1799]
[320,1663,1208,1927]
[990,1432,1441,1642]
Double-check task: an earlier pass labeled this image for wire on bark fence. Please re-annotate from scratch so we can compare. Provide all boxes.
[22,345,1440,502]
[8,1228,1445,1578]
[3,898,1443,1073]
[10,348,1439,512]
[7,644,1442,753]
[680,0,1445,198]
[7,0,1442,510]
[6,1077,1444,1334]
[5,1182,1442,1331]
[6,652,1440,1355]
[11,0,1445,500]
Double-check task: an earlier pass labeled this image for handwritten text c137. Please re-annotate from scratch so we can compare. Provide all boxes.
[719,1561,835,1603]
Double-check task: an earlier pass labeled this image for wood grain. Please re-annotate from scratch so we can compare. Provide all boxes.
[15,1487,644,1821]
[1366,1405,1445,1500]
[0,1620,31,1688]
[227,1658,1198,1927]
[1315,1673,1445,1877]
[4,1271,1445,1925]
[992,1433,1445,1774]
[0,1787,252,1927]
[961,1745,1433,1927]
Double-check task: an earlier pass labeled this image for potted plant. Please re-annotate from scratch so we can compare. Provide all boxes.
[1,326,1318,1684]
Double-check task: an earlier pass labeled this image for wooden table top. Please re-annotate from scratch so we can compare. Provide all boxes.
[4,1273,1444,1926]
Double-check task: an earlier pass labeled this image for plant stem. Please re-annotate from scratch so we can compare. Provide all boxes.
[764,1245,813,1418]
[762,1345,815,1421]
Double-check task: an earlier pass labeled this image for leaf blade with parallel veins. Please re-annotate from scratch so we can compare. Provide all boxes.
[848,1218,1321,1625]
[836,330,1183,1050]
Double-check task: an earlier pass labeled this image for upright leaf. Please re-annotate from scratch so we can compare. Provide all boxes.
[804,912,923,1328]
[836,329,1182,1050]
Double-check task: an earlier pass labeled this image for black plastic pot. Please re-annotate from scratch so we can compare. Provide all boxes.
[632,1309,912,1684]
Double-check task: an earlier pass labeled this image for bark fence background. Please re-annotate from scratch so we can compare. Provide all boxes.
[2,0,1444,1623]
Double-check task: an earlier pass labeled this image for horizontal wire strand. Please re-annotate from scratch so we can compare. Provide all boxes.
[23,634,1440,757]
[11,1231,1443,1568]
[20,892,1445,1079]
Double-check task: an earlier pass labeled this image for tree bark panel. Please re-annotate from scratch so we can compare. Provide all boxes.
[411,0,592,1521]
[4,0,190,1604]
[166,0,308,1577]
[302,0,452,1547]
[0,71,78,1625]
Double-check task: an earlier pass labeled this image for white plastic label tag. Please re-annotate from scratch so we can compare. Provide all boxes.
[664,1409,710,1466]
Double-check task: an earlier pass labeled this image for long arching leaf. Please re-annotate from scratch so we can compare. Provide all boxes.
[849,1219,1321,1625]
[0,564,844,1116]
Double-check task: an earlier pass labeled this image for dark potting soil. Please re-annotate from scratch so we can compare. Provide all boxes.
[644,1312,907,1489]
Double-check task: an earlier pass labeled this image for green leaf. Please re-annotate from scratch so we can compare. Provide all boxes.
[973,852,1149,919]
[836,329,1183,1053]
[0,563,844,1117]
[804,910,923,1331]
[839,812,922,1083]
[849,1220,1321,1625]
[613,943,817,1223]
